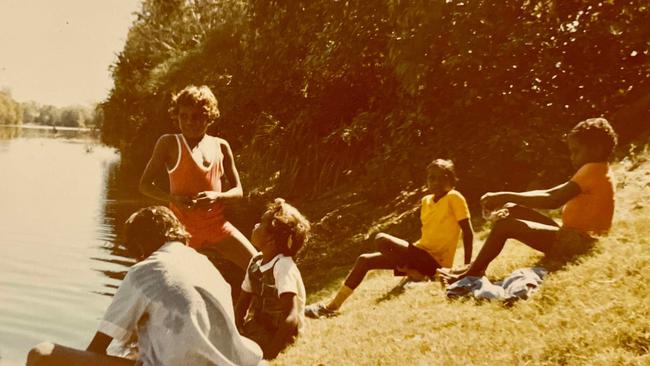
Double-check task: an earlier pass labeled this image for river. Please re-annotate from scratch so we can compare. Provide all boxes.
[0,125,146,365]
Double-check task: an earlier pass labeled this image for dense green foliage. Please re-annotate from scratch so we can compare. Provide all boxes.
[0,89,97,128]
[21,102,98,128]
[0,90,23,125]
[102,0,650,202]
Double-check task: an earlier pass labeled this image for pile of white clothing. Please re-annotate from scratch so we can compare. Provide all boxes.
[445,267,547,302]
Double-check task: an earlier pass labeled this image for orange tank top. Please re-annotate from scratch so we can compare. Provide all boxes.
[168,134,227,246]
[561,162,615,235]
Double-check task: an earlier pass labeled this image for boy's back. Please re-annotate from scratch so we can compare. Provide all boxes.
[101,242,262,366]
[562,162,615,234]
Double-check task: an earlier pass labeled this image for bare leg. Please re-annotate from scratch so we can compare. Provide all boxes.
[459,217,560,280]
[211,226,258,270]
[320,234,410,311]
[375,233,429,279]
[27,342,135,366]
[343,252,395,289]
[504,203,559,227]
[439,213,559,283]
[374,233,410,266]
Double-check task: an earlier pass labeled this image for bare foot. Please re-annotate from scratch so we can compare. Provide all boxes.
[436,266,471,285]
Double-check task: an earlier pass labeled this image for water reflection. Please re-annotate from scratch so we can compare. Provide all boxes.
[0,125,147,366]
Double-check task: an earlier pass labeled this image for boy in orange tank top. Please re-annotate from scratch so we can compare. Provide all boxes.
[139,85,257,275]
[439,118,617,283]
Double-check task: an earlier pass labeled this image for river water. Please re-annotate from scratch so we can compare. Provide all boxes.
[0,125,147,365]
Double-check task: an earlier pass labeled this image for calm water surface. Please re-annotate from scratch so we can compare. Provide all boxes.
[0,126,147,365]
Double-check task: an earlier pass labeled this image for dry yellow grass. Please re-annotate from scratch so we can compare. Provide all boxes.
[274,148,650,365]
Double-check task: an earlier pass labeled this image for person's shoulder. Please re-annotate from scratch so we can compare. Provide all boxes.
[276,255,297,268]
[154,133,178,149]
[207,135,229,146]
[421,193,434,204]
[447,189,467,201]
[274,255,299,276]
[158,133,177,142]
[573,161,609,178]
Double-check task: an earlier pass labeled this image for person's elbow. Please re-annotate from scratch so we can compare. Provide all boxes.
[543,194,569,209]
[27,342,55,366]
[280,313,300,335]
[230,186,244,199]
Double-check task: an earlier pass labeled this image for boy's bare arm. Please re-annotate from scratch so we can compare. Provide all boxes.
[458,219,474,265]
[139,135,191,206]
[266,293,299,359]
[234,291,253,330]
[192,140,243,207]
[86,331,112,354]
[481,181,581,210]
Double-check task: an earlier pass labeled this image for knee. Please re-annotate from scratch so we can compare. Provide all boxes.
[491,218,519,237]
[355,253,374,270]
[27,342,55,366]
[374,233,391,251]
[374,232,388,244]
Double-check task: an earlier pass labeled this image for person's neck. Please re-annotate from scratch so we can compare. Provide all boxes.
[433,188,452,202]
[261,248,281,264]
[184,134,206,150]
[576,159,607,170]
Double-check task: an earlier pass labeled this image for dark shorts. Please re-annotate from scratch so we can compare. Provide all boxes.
[546,228,596,259]
[394,244,441,277]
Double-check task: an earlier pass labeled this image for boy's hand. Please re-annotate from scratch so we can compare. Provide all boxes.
[192,191,222,208]
[171,194,193,208]
[480,192,506,211]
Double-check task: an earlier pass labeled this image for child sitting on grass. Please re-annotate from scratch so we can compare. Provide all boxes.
[235,198,310,360]
[439,117,617,283]
[305,159,474,318]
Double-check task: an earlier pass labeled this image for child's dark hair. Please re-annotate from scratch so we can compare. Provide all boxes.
[568,118,618,160]
[427,158,457,184]
[169,85,220,120]
[263,198,310,257]
[124,206,191,251]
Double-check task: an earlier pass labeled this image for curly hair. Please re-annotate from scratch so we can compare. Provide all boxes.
[124,206,191,251]
[168,85,221,120]
[426,158,457,184]
[262,198,311,257]
[568,117,618,159]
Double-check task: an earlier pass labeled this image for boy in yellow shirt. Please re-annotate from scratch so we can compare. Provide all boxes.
[306,159,474,317]
[439,118,617,283]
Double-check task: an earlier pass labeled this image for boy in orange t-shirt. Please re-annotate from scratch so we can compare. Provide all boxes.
[439,118,617,283]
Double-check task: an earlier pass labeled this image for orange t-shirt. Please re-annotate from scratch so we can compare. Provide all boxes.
[561,162,615,234]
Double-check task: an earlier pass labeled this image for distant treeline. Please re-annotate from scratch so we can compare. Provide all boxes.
[0,89,99,128]
[101,0,650,202]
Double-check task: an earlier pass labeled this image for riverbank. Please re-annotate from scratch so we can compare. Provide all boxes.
[274,146,650,365]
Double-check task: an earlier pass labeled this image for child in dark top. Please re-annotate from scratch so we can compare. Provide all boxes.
[235,198,310,359]
[439,118,617,283]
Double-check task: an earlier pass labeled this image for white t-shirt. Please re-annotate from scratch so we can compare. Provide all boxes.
[241,254,306,329]
[98,241,262,366]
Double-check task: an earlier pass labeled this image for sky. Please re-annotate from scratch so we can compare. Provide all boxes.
[0,0,141,107]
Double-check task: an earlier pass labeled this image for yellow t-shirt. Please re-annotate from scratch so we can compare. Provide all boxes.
[562,162,615,234]
[414,190,470,268]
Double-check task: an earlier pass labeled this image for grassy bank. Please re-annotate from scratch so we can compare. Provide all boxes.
[275,147,650,365]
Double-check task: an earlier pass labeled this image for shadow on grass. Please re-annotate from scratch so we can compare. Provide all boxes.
[533,232,600,273]
[374,281,407,304]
